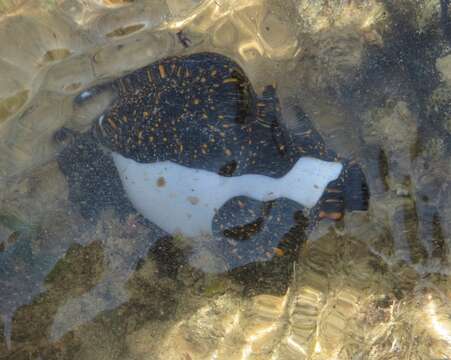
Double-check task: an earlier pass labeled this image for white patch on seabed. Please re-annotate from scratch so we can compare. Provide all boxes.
[113,153,344,237]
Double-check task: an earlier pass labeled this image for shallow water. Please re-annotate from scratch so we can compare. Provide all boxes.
[0,0,450,359]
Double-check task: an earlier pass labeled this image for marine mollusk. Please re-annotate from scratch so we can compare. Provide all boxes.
[91,52,369,266]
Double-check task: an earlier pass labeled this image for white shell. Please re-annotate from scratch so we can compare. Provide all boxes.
[113,153,343,237]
